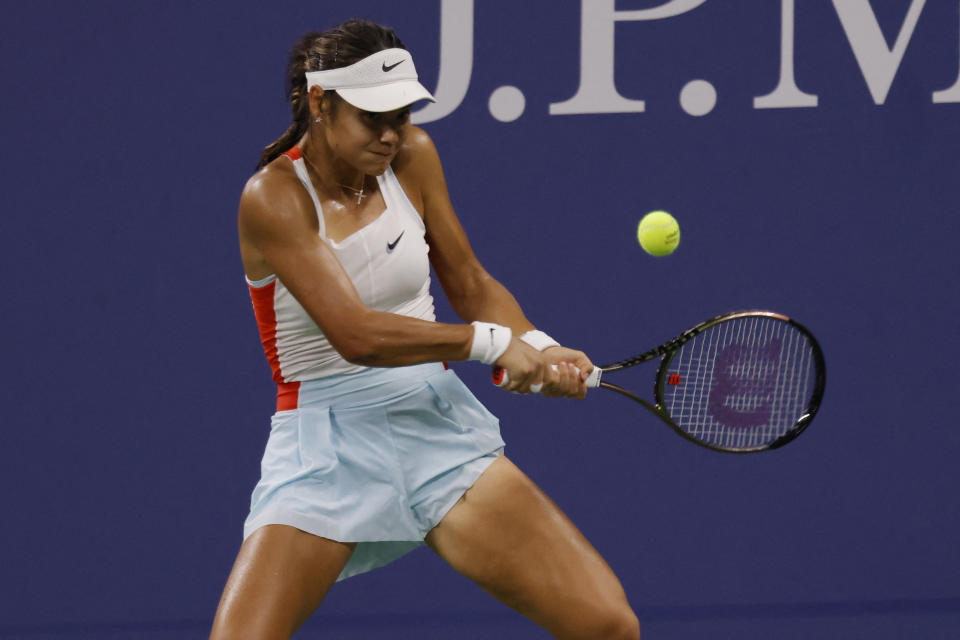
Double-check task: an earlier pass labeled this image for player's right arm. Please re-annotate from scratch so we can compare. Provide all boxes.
[238,163,545,384]
[238,163,476,367]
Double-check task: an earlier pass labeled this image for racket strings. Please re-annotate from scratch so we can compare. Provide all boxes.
[662,316,819,449]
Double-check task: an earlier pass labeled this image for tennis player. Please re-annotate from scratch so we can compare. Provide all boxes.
[210,19,639,640]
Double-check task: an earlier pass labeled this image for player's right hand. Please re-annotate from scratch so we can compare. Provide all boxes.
[493,338,547,394]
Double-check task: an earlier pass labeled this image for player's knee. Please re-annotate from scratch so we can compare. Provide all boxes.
[582,604,640,640]
[618,608,642,640]
[209,613,295,640]
[210,623,290,640]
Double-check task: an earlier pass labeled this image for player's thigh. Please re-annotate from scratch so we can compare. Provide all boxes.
[210,524,355,640]
[425,456,639,640]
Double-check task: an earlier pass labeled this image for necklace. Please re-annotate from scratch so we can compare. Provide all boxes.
[301,151,367,206]
[337,181,366,206]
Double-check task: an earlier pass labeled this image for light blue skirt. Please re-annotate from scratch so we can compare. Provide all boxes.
[243,362,504,581]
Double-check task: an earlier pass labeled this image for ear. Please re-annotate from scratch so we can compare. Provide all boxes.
[308,86,327,120]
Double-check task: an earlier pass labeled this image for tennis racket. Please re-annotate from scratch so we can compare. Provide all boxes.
[493,310,826,453]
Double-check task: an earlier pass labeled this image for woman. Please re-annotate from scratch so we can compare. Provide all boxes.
[210,19,639,640]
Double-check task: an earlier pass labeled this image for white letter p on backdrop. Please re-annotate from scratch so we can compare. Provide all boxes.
[550,0,710,115]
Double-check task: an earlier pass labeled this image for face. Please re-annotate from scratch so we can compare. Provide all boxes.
[323,98,411,175]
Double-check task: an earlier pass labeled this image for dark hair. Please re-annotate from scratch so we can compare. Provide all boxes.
[257,19,406,169]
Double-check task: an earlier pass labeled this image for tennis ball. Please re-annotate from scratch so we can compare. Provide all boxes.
[637,210,680,256]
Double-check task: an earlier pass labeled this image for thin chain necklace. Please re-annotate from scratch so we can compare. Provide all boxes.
[301,150,367,206]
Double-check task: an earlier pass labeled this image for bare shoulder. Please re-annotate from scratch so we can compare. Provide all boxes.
[398,126,440,161]
[394,126,443,180]
[238,156,319,279]
[239,157,317,238]
[393,126,448,215]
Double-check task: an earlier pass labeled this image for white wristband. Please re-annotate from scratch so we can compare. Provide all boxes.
[519,330,560,351]
[470,322,513,365]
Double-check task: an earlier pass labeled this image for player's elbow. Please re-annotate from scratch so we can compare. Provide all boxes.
[325,311,383,365]
[329,332,375,365]
[339,341,380,366]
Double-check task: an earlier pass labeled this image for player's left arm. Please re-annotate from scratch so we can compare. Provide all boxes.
[395,127,529,331]
[394,127,593,392]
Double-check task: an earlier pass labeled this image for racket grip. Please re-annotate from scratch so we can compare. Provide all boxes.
[491,364,601,392]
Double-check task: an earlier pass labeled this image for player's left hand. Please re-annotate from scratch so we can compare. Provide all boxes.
[539,347,594,399]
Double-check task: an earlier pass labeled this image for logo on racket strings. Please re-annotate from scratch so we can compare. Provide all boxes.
[708,339,781,428]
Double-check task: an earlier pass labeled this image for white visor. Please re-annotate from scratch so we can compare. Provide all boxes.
[305,48,436,112]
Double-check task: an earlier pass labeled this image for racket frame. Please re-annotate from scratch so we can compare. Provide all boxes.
[596,310,826,453]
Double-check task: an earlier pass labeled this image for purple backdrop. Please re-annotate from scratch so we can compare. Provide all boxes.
[2,1,958,637]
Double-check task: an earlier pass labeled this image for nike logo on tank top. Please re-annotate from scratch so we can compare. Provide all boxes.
[247,147,436,391]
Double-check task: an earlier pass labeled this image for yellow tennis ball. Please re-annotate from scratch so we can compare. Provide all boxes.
[637,210,680,256]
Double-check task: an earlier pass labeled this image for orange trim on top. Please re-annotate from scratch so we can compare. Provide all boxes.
[248,279,285,385]
[276,381,301,411]
[248,280,301,410]
[284,146,302,161]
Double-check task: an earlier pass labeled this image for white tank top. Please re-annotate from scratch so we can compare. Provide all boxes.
[247,147,436,408]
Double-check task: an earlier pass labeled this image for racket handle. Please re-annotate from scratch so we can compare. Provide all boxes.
[491,364,602,392]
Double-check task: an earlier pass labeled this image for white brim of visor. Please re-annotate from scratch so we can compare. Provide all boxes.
[305,48,436,112]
